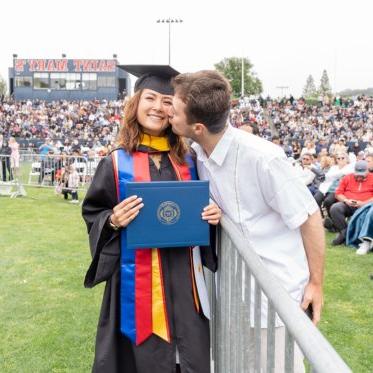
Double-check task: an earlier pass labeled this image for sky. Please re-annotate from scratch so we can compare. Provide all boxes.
[1,0,372,97]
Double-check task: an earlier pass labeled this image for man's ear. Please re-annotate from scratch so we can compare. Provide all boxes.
[193,123,206,136]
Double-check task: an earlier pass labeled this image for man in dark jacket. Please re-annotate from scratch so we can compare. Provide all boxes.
[0,136,12,181]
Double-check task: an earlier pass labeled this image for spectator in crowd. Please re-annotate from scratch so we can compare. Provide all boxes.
[292,141,301,160]
[332,138,348,155]
[315,153,353,220]
[0,134,5,180]
[367,153,373,173]
[71,139,81,154]
[39,138,54,157]
[315,137,328,155]
[346,154,373,253]
[330,160,373,245]
[356,151,366,161]
[367,140,373,154]
[298,153,316,187]
[346,201,373,255]
[9,137,20,180]
[301,141,316,157]
[61,164,80,204]
[319,155,333,174]
[348,139,362,155]
[38,139,55,184]
[329,139,338,154]
[298,153,325,195]
[0,137,12,181]
[317,147,329,159]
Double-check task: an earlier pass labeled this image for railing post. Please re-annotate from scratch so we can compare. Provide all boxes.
[285,328,295,373]
[267,301,276,373]
[254,282,262,372]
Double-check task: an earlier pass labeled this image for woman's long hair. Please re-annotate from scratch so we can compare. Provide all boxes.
[116,90,188,164]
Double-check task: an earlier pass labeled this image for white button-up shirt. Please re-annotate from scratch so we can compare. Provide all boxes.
[192,125,319,326]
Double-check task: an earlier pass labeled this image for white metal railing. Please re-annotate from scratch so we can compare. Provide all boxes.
[208,215,351,373]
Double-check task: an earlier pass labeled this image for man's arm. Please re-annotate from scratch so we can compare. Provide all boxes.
[335,192,356,207]
[300,210,325,325]
[334,176,356,207]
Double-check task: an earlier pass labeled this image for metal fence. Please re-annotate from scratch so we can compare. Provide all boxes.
[207,215,351,373]
[0,153,102,192]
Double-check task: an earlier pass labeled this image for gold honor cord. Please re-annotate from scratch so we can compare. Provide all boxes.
[151,249,170,342]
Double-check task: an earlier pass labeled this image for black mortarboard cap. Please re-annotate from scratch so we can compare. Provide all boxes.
[119,65,179,95]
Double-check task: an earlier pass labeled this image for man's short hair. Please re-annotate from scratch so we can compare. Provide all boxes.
[172,70,232,134]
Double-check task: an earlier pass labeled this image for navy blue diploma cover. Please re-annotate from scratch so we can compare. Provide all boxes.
[124,180,210,249]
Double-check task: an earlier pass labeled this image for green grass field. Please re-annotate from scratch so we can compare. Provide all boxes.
[0,187,372,372]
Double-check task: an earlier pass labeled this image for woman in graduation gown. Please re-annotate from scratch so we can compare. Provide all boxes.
[82,65,220,373]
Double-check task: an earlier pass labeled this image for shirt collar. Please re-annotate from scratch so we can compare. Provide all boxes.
[191,124,235,166]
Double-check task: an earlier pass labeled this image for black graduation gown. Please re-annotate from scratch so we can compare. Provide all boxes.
[82,150,217,373]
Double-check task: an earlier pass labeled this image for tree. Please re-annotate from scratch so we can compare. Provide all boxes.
[0,74,6,96]
[214,57,262,98]
[303,75,317,99]
[319,69,332,96]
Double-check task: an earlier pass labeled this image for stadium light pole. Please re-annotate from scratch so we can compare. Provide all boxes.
[156,18,183,65]
[12,54,18,76]
[12,54,18,65]
[241,57,245,97]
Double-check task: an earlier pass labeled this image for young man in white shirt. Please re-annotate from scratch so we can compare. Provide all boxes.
[169,70,325,372]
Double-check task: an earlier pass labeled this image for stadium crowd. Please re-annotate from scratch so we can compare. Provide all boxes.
[230,95,373,153]
[0,98,122,155]
[0,95,372,252]
[0,95,372,157]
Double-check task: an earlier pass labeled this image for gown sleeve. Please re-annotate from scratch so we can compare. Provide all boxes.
[82,156,120,288]
[200,226,218,272]
[186,149,218,272]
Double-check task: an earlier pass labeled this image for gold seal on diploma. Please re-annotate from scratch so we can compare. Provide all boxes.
[157,201,181,225]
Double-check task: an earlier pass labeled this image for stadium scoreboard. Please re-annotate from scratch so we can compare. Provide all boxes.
[9,58,130,101]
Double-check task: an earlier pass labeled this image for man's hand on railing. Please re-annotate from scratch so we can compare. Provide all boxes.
[301,281,324,325]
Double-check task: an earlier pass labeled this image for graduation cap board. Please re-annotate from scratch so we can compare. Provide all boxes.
[119,64,180,95]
